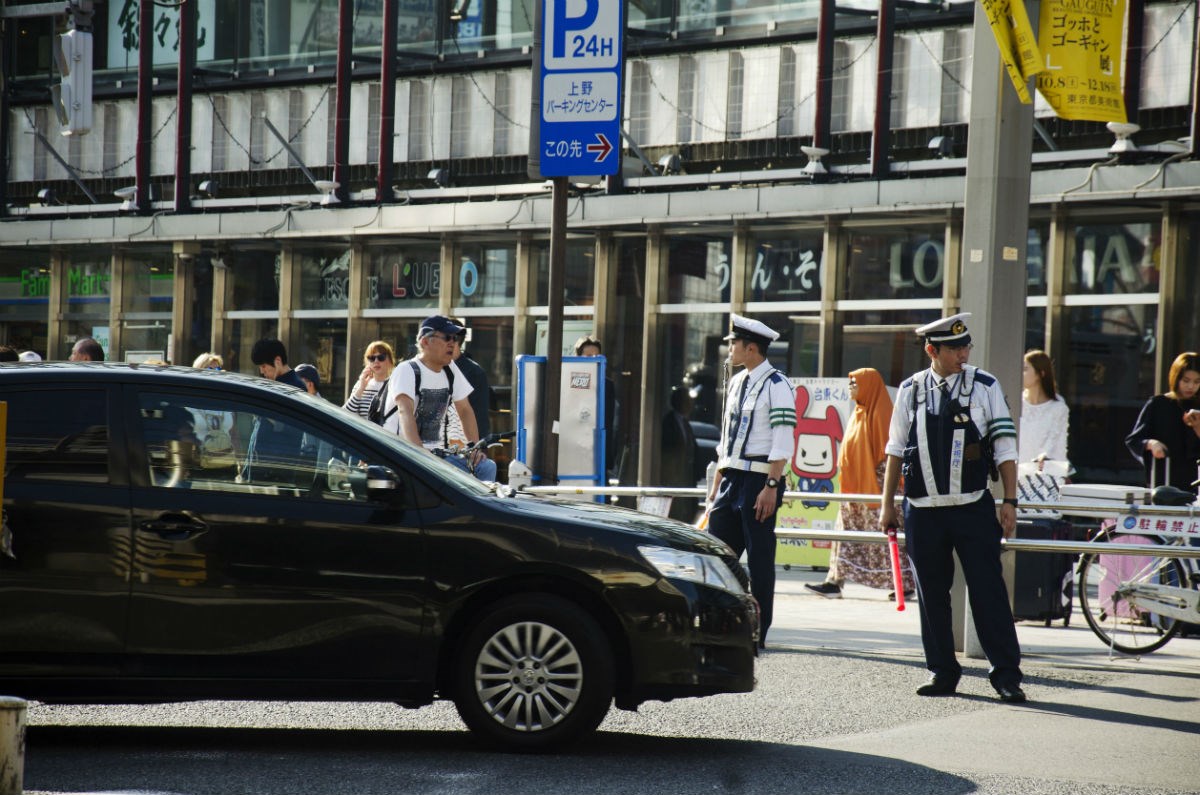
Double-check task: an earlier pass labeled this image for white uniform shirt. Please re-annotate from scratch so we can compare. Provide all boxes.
[884,367,1017,508]
[717,359,797,466]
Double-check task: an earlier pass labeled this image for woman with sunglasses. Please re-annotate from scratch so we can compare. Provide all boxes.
[344,341,398,422]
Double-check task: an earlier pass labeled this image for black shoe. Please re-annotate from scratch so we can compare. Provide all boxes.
[996,685,1027,704]
[805,582,842,599]
[916,676,959,696]
[888,589,916,601]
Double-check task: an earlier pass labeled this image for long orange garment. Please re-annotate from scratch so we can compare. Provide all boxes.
[838,368,894,504]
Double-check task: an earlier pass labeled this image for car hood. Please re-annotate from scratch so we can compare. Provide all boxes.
[499,493,728,555]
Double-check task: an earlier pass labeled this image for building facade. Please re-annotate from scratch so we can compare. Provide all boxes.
[2,0,1199,487]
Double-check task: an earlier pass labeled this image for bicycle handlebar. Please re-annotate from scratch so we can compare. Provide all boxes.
[433,430,515,458]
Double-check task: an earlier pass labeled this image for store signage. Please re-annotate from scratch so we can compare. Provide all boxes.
[107,0,215,69]
[6,266,110,300]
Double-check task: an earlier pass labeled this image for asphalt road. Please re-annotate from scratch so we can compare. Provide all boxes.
[18,569,1200,795]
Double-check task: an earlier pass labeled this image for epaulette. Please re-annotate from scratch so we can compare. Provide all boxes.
[973,369,997,387]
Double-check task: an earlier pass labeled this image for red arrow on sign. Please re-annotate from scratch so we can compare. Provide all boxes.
[586,133,613,163]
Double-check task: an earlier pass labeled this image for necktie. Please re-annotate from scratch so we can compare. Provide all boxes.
[726,376,750,456]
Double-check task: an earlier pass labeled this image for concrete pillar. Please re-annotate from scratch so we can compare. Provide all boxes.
[0,696,25,795]
[954,2,1038,656]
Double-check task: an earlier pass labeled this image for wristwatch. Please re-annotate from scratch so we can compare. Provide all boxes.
[766,478,781,489]
[1002,497,1019,507]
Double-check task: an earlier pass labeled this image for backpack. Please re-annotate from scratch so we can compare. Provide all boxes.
[366,380,394,426]
[366,363,455,439]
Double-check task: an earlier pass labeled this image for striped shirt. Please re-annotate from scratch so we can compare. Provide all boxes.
[343,379,387,421]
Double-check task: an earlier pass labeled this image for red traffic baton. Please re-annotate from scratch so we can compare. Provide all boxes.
[886,525,905,612]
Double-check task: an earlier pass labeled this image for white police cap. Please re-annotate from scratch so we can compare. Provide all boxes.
[723,314,780,347]
[915,312,972,345]
[18,350,42,362]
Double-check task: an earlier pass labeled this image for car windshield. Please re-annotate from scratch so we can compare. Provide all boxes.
[302,393,495,496]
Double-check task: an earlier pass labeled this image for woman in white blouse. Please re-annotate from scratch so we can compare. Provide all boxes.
[1020,349,1070,472]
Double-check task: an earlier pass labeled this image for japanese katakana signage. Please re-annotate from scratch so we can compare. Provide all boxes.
[1036,0,1128,122]
[528,0,625,178]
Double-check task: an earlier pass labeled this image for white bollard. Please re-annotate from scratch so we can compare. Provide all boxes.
[0,697,26,795]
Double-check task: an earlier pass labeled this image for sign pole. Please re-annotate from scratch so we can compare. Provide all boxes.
[539,178,568,484]
[529,0,623,485]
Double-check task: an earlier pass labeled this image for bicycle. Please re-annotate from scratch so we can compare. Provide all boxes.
[432,430,513,480]
[1076,513,1200,655]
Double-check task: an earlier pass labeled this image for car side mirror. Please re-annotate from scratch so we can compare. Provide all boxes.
[365,464,403,504]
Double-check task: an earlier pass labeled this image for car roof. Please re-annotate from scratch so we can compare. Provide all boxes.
[0,361,305,397]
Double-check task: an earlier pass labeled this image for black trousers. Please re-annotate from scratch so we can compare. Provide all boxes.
[709,469,783,642]
[904,492,1023,689]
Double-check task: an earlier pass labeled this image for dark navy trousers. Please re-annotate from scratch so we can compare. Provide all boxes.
[903,492,1023,689]
[709,469,783,642]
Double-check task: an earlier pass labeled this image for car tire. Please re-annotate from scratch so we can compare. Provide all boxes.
[452,594,615,752]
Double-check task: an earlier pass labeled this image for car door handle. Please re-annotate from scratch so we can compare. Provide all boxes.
[140,513,208,541]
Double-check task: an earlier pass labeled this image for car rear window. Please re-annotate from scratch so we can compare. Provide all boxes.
[4,388,109,484]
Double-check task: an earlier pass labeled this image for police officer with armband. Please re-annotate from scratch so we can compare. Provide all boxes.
[878,313,1026,703]
[704,314,796,650]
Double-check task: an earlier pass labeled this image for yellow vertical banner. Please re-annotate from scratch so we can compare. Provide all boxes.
[978,0,1044,104]
[1036,0,1128,122]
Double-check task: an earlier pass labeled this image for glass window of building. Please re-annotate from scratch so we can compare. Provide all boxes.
[747,231,824,303]
[844,225,946,301]
[660,312,728,428]
[1066,219,1160,296]
[665,235,731,305]
[63,252,112,360]
[0,249,51,357]
[451,241,518,421]
[1060,305,1157,485]
[457,243,516,308]
[121,249,174,363]
[293,320,348,405]
[1058,217,1161,483]
[367,241,442,312]
[224,247,281,375]
[294,245,351,401]
[534,239,596,307]
[1026,222,1050,297]
[752,312,820,379]
[840,309,941,386]
[298,247,351,311]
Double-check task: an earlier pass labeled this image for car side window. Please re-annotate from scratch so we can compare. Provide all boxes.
[4,388,109,484]
[137,393,370,502]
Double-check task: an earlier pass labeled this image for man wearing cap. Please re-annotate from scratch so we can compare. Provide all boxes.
[705,314,796,649]
[294,363,322,396]
[878,312,1026,703]
[390,315,497,482]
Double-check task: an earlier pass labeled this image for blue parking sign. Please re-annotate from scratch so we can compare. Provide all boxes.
[528,0,625,179]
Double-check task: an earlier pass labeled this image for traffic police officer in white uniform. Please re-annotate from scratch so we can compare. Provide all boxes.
[878,313,1027,703]
[705,315,796,649]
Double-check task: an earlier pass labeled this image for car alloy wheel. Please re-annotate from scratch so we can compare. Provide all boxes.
[453,595,614,751]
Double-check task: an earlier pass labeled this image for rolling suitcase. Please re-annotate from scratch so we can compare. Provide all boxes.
[1012,518,1075,627]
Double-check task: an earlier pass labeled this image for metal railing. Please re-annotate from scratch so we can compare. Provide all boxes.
[516,485,1200,559]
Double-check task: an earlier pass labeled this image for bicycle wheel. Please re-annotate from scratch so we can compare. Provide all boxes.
[1078,535,1187,655]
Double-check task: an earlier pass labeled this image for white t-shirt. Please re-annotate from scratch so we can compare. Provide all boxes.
[387,359,473,447]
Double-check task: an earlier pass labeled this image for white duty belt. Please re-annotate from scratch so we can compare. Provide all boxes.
[717,369,775,475]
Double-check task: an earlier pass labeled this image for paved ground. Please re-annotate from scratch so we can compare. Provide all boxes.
[772,566,1200,794]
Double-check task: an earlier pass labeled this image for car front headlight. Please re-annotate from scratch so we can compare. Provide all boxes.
[638,545,745,594]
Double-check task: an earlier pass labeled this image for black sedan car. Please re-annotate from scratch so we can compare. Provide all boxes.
[0,363,756,751]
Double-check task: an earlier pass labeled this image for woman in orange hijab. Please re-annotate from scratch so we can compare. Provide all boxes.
[806,368,915,599]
